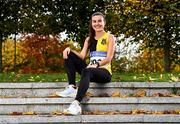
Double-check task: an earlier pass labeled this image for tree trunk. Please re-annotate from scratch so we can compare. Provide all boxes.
[14,34,17,72]
[164,40,171,72]
[0,37,2,73]
[163,16,171,72]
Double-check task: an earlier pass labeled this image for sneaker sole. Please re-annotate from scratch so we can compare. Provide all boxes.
[55,92,77,98]
[63,110,81,115]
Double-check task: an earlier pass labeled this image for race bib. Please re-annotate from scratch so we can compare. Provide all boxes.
[90,51,107,65]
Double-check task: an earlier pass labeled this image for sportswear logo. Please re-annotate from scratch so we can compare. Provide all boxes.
[101,39,106,45]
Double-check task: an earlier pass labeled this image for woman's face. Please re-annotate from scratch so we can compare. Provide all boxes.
[91,15,105,32]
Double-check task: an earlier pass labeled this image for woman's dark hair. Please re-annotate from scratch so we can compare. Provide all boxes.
[88,12,105,46]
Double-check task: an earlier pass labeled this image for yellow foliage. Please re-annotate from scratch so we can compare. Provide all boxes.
[2,39,27,72]
[66,40,81,52]
[172,63,180,73]
[133,47,165,72]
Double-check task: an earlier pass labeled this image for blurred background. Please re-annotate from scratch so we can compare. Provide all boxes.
[0,0,179,74]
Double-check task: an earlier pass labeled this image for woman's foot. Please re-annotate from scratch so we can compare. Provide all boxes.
[55,85,77,97]
[63,100,82,115]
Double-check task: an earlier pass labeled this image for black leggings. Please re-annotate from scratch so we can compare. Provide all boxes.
[64,52,112,102]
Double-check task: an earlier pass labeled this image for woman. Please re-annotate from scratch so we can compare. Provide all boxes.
[56,12,115,115]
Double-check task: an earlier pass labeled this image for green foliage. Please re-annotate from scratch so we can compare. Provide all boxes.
[118,0,179,72]
[18,0,105,44]
[0,0,20,72]
[0,0,179,73]
[112,57,133,73]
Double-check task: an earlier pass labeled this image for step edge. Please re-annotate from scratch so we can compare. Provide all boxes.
[0,97,179,104]
[0,115,179,123]
[0,82,179,89]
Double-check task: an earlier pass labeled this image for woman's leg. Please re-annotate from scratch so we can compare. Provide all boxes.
[75,68,111,102]
[64,52,87,86]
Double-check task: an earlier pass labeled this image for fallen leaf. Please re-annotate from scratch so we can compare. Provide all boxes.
[111,91,121,97]
[131,109,138,114]
[153,111,164,114]
[120,111,132,114]
[133,89,146,97]
[23,111,35,115]
[133,76,137,80]
[152,93,180,97]
[52,110,62,115]
[149,76,157,81]
[0,96,15,98]
[93,110,104,115]
[175,109,180,114]
[170,75,179,82]
[83,109,180,115]
[55,79,59,82]
[9,112,23,115]
[83,111,93,115]
[108,110,121,115]
[152,93,165,97]
[160,74,163,79]
[132,109,147,114]
[168,94,180,97]
[28,78,35,82]
[98,93,110,97]
[85,92,94,97]
[48,92,61,98]
[164,110,177,114]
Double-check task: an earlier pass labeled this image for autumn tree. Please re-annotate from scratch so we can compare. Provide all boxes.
[1,0,106,72]
[50,0,105,46]
[19,34,67,73]
[118,0,179,72]
[18,0,105,42]
[1,0,179,73]
[0,0,20,72]
[2,38,27,72]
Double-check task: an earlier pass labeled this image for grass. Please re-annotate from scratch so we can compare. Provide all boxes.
[112,72,179,82]
[0,72,179,82]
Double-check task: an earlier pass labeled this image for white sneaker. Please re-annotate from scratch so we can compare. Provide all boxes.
[55,85,77,97]
[63,100,82,115]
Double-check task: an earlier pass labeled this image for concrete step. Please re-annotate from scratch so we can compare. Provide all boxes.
[0,97,179,114]
[0,82,179,97]
[0,115,180,124]
[0,82,179,123]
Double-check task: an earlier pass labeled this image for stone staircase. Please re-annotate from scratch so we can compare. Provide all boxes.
[0,82,180,124]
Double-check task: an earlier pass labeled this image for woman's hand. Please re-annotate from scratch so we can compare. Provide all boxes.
[63,47,71,59]
[86,63,98,68]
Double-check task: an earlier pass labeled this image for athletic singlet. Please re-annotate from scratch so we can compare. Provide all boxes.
[89,32,112,74]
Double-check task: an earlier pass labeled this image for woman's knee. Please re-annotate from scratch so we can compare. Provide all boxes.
[67,52,76,60]
[64,52,77,63]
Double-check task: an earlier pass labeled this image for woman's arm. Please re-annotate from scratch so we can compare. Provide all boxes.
[63,37,89,60]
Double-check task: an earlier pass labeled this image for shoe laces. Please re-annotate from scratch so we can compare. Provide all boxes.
[69,100,80,108]
[65,85,75,90]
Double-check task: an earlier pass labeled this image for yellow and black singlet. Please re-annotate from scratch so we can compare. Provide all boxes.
[89,32,112,74]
